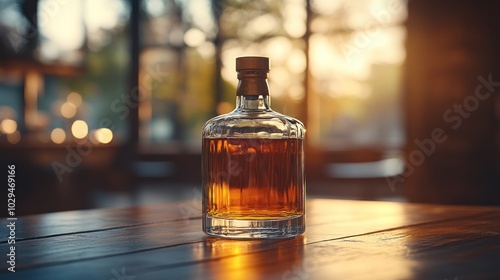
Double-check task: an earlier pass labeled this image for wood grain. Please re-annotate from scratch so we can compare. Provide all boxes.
[1,199,499,279]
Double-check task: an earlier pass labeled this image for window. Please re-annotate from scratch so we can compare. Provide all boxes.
[139,0,307,145]
[138,0,406,153]
[0,0,130,144]
[309,0,406,150]
[0,0,407,165]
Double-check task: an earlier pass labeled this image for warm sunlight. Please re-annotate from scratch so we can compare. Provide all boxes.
[38,0,84,52]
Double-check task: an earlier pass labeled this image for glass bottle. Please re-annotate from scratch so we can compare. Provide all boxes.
[202,56,306,238]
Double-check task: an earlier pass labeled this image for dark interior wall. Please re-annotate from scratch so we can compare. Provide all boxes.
[404,0,500,204]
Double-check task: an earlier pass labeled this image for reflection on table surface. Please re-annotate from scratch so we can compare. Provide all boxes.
[1,199,499,280]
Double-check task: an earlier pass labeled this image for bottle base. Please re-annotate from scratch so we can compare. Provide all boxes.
[203,214,305,239]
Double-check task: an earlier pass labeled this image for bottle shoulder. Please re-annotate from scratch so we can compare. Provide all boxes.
[202,110,305,139]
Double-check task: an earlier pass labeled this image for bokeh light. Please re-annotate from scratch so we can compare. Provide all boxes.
[94,128,113,144]
[71,120,88,139]
[61,102,77,118]
[7,131,21,144]
[184,28,206,47]
[67,92,83,107]
[51,128,66,144]
[0,119,17,134]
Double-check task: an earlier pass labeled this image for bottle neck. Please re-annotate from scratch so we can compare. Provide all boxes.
[235,95,271,111]
[235,72,271,111]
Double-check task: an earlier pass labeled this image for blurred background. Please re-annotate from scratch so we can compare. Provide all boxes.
[0,0,498,215]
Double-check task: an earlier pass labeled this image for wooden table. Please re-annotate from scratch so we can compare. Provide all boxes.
[1,199,500,279]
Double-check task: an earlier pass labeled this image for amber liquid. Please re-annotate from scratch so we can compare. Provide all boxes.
[203,138,304,220]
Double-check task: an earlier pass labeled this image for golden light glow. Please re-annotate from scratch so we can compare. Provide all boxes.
[0,119,17,134]
[71,120,88,139]
[7,131,20,144]
[283,0,306,38]
[67,92,83,107]
[61,102,77,118]
[39,0,84,51]
[202,239,303,279]
[94,128,113,144]
[51,128,66,144]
